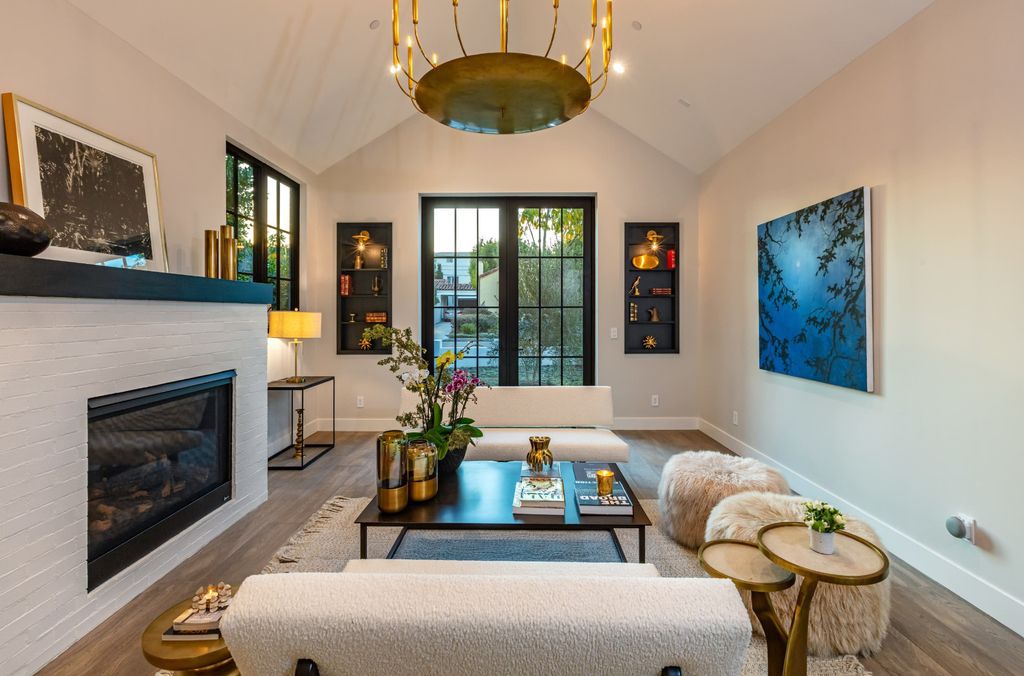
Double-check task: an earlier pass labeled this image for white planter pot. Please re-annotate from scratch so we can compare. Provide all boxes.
[809,529,836,555]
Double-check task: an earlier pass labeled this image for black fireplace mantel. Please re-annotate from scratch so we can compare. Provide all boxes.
[0,253,272,304]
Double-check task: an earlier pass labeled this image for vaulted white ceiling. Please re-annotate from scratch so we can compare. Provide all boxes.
[68,0,932,174]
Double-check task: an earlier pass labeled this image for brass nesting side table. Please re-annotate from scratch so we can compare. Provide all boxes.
[699,521,889,676]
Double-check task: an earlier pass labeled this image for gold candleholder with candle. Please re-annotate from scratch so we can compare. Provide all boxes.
[204,229,219,278]
[219,225,237,280]
[596,469,615,497]
[407,438,438,502]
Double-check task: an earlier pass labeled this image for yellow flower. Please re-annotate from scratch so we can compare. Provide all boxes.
[456,351,465,360]
[436,350,456,369]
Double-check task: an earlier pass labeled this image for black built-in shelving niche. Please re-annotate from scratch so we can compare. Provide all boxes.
[624,222,680,354]
[336,222,393,355]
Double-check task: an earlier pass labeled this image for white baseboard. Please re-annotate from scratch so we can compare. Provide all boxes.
[698,418,1024,638]
[613,416,699,430]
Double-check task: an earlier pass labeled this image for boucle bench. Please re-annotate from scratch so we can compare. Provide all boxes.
[222,560,750,675]
[399,385,629,463]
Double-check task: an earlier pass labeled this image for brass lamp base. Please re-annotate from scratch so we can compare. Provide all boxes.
[414,53,591,134]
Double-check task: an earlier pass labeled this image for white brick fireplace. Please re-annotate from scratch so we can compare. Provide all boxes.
[0,293,269,674]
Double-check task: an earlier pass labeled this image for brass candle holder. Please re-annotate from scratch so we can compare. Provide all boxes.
[407,438,438,502]
[596,469,615,496]
[204,230,219,278]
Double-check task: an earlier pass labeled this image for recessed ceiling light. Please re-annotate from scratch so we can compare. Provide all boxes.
[631,20,642,31]
[677,97,692,108]
[369,19,381,30]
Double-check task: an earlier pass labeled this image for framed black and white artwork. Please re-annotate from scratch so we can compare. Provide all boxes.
[2,93,167,271]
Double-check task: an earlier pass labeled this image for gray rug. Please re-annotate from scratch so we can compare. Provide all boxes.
[393,529,624,562]
[263,496,869,675]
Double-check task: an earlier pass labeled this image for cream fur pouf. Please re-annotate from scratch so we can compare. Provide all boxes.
[706,491,891,657]
[657,451,789,549]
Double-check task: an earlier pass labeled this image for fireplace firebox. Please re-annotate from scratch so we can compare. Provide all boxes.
[87,371,234,590]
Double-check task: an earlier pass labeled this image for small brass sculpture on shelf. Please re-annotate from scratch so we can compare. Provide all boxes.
[643,335,658,350]
[359,336,373,350]
[371,275,383,296]
[526,436,554,474]
[648,307,661,322]
[629,275,641,297]
[629,302,638,323]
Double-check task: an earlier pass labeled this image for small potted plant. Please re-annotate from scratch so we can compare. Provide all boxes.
[363,325,486,475]
[803,500,846,555]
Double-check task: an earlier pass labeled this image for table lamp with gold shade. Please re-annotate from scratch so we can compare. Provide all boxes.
[268,310,321,383]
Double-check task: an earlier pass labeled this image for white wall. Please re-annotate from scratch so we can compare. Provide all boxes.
[697,0,1024,635]
[0,0,311,451]
[305,112,700,430]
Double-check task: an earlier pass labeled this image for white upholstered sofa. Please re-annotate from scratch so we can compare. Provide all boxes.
[222,560,751,675]
[399,385,629,463]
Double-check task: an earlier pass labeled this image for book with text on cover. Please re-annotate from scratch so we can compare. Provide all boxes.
[572,463,634,515]
[512,477,565,515]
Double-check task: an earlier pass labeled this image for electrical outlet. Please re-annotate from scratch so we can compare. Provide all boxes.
[651,394,660,407]
[610,327,619,340]
[732,410,739,426]
[356,396,365,409]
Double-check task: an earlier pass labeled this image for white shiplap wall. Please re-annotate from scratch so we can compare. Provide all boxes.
[0,296,268,675]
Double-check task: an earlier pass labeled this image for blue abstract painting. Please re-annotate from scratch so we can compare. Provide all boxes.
[757,187,873,392]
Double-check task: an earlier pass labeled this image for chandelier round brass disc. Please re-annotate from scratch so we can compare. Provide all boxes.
[413,53,592,134]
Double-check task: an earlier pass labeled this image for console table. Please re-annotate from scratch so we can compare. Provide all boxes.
[267,376,336,470]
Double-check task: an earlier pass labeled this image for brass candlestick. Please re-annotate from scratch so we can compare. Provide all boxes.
[204,230,219,278]
[293,408,305,460]
[219,225,237,281]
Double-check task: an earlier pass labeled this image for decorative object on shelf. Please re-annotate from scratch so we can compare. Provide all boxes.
[358,336,373,350]
[526,436,554,474]
[352,229,370,269]
[666,248,677,270]
[758,187,873,392]
[348,312,358,323]
[203,229,219,278]
[2,93,168,270]
[407,438,438,502]
[339,273,352,296]
[642,335,657,350]
[363,325,487,476]
[629,275,641,296]
[650,287,672,296]
[389,0,618,135]
[595,468,615,496]
[646,229,665,251]
[0,202,51,256]
[293,408,305,460]
[380,246,389,269]
[803,500,846,555]
[218,225,237,281]
[268,309,323,383]
[371,274,383,296]
[631,252,660,270]
[647,306,661,322]
[377,430,409,513]
[365,311,388,324]
[628,302,638,323]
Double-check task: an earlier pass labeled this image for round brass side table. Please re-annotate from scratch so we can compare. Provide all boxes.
[758,522,889,676]
[141,594,239,676]
[698,539,796,675]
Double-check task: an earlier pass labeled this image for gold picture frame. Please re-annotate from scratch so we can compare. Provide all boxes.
[2,93,168,271]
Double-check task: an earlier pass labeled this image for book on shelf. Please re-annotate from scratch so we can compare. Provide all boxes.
[512,476,565,515]
[572,463,634,515]
[162,626,221,642]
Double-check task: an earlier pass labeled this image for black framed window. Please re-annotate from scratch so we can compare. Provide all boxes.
[225,143,300,310]
[421,196,595,386]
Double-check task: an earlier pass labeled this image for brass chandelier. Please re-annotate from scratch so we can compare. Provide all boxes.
[390,0,616,134]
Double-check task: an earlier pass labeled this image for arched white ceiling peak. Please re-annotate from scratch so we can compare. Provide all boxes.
[67,0,933,175]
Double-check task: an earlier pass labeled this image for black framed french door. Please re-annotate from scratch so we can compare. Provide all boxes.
[421,196,595,386]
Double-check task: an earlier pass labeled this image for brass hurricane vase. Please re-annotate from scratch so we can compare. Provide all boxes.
[526,436,553,474]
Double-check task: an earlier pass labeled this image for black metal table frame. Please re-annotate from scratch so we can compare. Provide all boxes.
[267,376,336,471]
[360,522,645,563]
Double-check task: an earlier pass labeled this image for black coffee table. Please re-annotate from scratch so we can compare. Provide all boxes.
[355,461,652,562]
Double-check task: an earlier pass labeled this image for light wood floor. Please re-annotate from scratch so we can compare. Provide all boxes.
[41,431,1023,675]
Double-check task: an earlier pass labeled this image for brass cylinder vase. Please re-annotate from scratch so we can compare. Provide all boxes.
[377,430,409,513]
[204,229,219,278]
[407,438,438,502]
[219,225,237,281]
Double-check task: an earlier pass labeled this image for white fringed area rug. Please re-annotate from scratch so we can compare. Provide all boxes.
[264,496,869,675]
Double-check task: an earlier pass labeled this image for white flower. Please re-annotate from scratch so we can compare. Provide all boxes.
[835,514,845,524]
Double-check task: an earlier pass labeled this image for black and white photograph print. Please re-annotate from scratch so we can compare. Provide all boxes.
[34,127,152,259]
[2,93,167,271]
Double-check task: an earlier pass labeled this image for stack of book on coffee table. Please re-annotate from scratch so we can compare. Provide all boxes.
[512,474,565,516]
[572,463,635,515]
